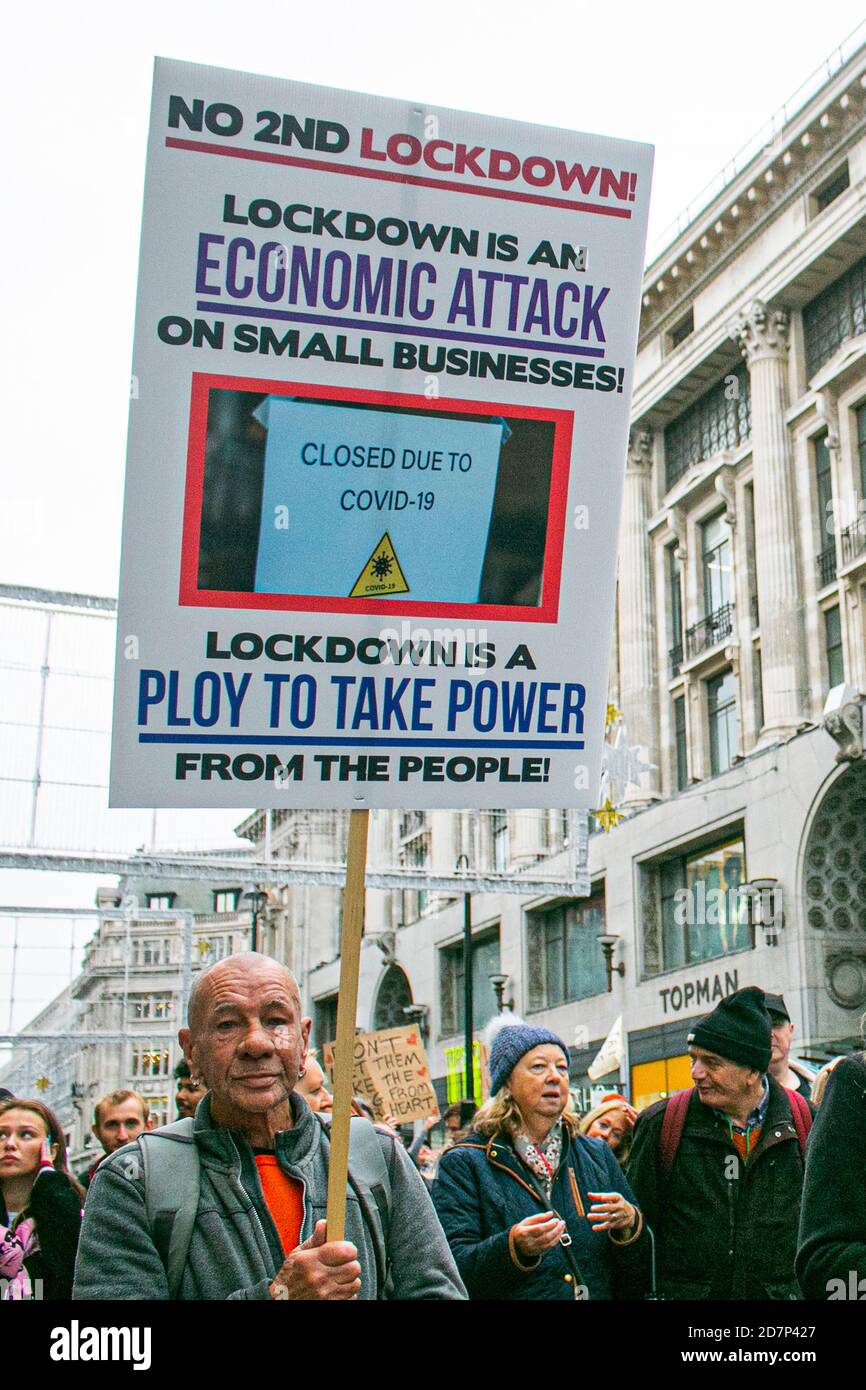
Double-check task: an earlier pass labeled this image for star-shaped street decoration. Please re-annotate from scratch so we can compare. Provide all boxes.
[605,702,624,732]
[195,938,212,958]
[35,1074,51,1092]
[600,726,656,804]
[593,798,625,834]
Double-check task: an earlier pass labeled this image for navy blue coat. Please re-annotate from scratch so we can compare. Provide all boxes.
[433,1127,648,1300]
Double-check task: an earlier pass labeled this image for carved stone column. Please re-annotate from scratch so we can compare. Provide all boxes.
[730,302,808,740]
[618,428,660,804]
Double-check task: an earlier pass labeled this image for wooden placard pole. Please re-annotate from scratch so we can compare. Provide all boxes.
[326,806,370,1240]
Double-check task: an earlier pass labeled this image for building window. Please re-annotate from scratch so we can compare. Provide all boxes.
[439,930,501,1037]
[814,432,837,586]
[668,545,684,674]
[526,892,607,1010]
[491,811,508,872]
[213,889,240,914]
[825,605,844,688]
[812,163,849,215]
[803,252,866,379]
[141,1093,170,1128]
[399,815,430,924]
[745,484,759,627]
[649,833,748,975]
[685,513,734,659]
[146,894,174,911]
[199,934,232,963]
[668,308,694,350]
[130,1046,171,1078]
[753,646,765,733]
[314,994,338,1048]
[130,995,173,1021]
[132,937,170,966]
[707,669,738,775]
[701,512,733,615]
[674,697,688,791]
[663,362,751,490]
[371,964,412,1031]
[858,403,866,501]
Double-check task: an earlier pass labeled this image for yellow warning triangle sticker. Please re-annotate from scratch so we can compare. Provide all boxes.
[350,531,410,598]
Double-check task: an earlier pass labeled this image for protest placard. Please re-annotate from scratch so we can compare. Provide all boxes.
[323,1024,438,1123]
[110,57,653,811]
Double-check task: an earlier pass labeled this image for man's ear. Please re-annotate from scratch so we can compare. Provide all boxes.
[301,1016,312,1053]
[90,1122,102,1143]
[179,1027,201,1083]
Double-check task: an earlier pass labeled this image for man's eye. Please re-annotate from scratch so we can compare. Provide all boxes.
[217,1020,238,1031]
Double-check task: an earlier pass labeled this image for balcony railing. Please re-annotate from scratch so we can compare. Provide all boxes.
[816,544,838,587]
[669,641,683,677]
[685,603,734,660]
[841,522,866,567]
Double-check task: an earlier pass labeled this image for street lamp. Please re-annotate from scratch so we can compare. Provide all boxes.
[402,1002,430,1048]
[597,933,625,992]
[743,877,782,946]
[243,888,268,951]
[489,973,514,1013]
[455,852,474,1101]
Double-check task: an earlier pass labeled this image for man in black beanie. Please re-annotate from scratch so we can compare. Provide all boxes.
[628,986,813,1300]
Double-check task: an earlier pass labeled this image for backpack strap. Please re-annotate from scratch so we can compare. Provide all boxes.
[659,1088,693,1181]
[139,1117,200,1299]
[786,1088,813,1156]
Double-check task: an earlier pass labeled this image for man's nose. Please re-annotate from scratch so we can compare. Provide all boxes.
[691,1059,705,1079]
[240,1020,276,1053]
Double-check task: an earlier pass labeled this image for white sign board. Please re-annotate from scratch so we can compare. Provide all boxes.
[110,58,653,810]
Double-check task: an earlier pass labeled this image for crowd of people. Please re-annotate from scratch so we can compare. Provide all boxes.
[1,952,864,1301]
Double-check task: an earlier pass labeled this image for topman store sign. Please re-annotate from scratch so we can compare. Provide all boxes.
[658,968,740,1017]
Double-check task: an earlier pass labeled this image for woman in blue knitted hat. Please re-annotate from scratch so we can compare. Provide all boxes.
[432,1023,648,1300]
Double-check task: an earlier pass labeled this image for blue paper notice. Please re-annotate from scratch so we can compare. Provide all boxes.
[253,399,503,602]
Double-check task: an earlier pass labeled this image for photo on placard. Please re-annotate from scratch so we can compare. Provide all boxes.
[179,376,572,622]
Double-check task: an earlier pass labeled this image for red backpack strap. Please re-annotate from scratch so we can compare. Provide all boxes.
[787,1088,812,1156]
[659,1088,693,1180]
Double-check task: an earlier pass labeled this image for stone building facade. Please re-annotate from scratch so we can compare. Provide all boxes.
[256,39,866,1112]
[0,872,252,1170]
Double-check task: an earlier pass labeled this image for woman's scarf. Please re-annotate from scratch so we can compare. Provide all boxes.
[514,1120,563,1202]
[0,1216,39,1299]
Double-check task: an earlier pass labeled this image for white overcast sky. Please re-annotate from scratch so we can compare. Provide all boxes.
[2,1,866,1027]
[3,0,866,597]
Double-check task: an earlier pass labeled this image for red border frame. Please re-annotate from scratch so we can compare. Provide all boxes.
[179,374,572,623]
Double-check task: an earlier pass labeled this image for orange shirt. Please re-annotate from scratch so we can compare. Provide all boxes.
[254,1155,305,1255]
[729,1125,762,1163]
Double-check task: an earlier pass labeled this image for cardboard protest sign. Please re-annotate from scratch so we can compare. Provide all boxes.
[110,57,653,809]
[323,1025,437,1122]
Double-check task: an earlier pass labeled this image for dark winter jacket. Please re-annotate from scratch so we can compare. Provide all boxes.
[627,1079,808,1301]
[796,1052,866,1299]
[432,1126,648,1300]
[1,1168,83,1300]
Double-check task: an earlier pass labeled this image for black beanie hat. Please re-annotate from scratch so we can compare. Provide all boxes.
[688,986,772,1072]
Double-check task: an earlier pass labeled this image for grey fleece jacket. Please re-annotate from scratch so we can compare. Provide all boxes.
[72,1092,466,1301]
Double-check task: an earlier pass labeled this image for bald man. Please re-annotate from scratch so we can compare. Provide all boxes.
[73,952,464,1301]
